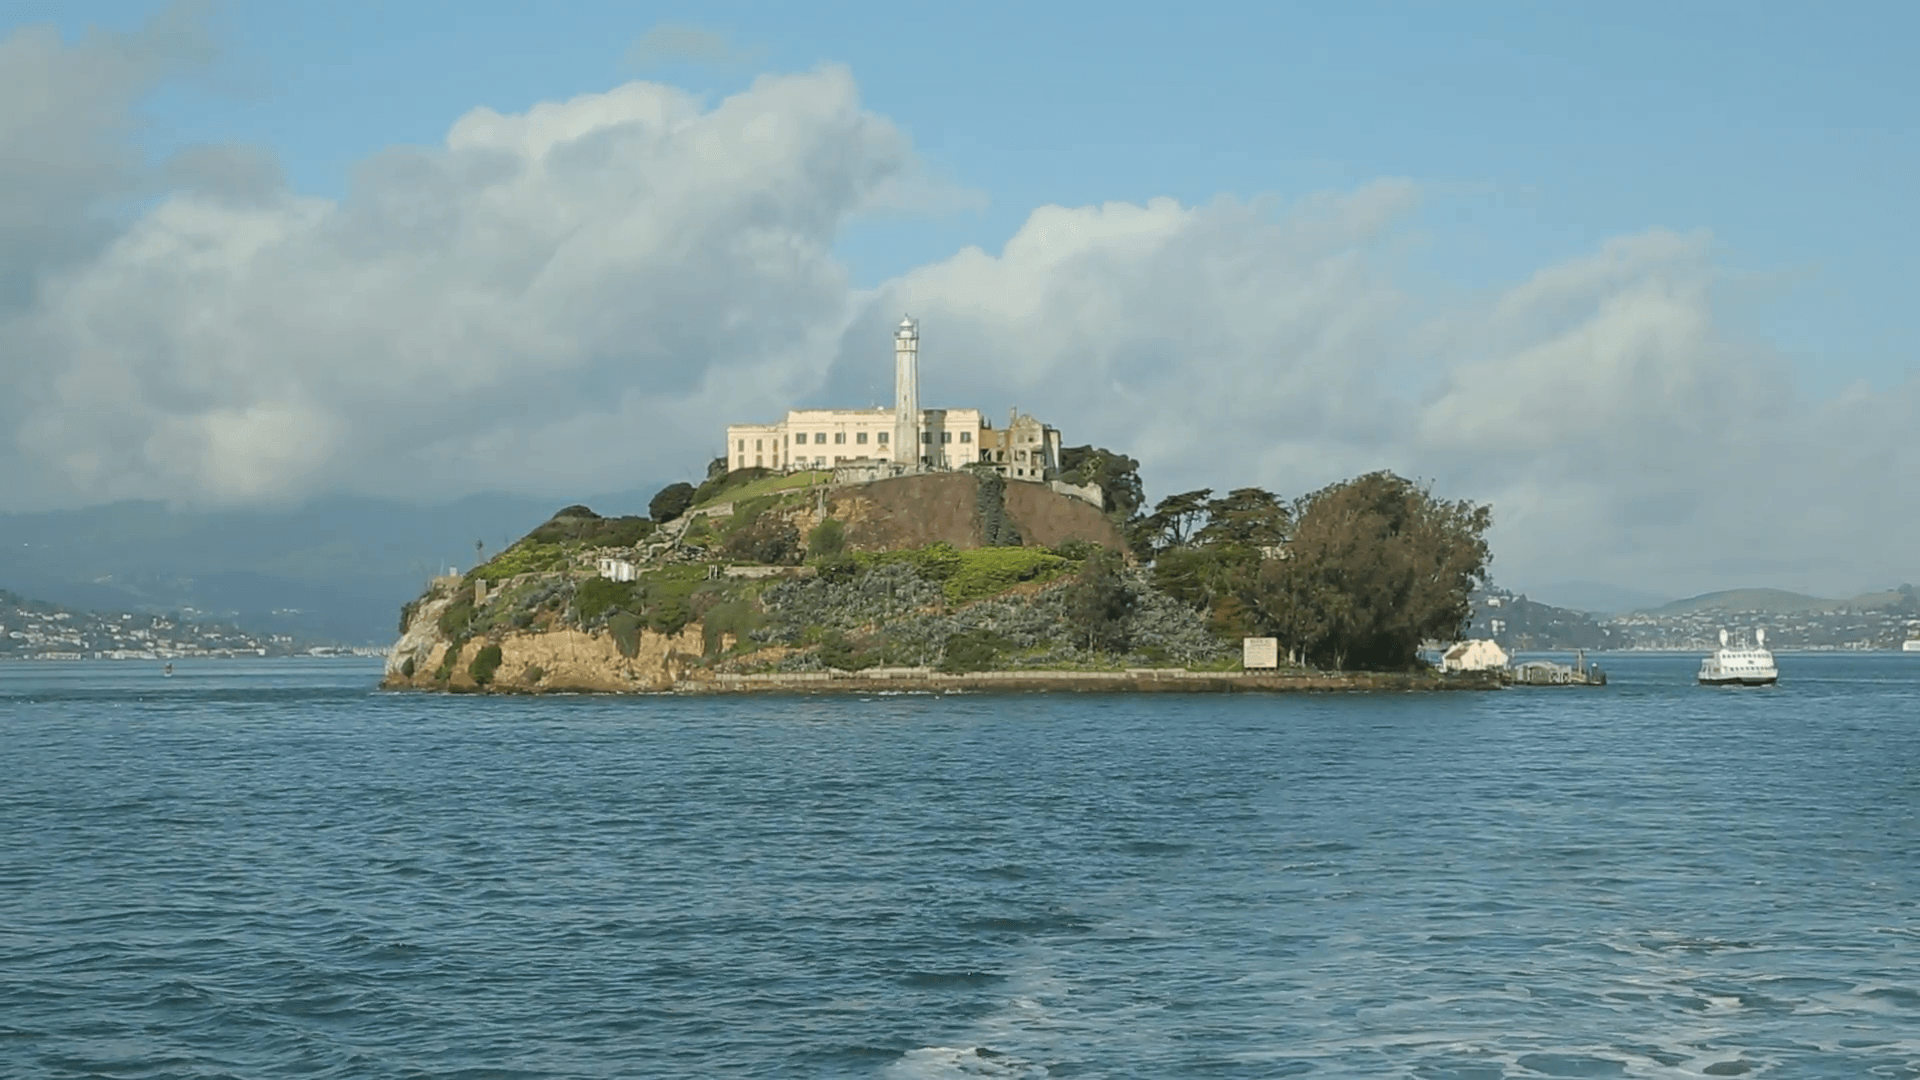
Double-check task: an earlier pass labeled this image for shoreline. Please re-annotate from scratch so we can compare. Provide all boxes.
[381,667,1505,695]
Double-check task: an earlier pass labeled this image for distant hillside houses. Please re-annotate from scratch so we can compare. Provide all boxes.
[725,318,1063,481]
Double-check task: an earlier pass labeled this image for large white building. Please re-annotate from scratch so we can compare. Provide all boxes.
[724,318,1064,481]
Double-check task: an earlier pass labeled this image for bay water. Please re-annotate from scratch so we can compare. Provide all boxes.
[2,654,1915,1078]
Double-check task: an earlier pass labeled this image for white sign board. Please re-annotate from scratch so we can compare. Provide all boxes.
[1242,637,1279,669]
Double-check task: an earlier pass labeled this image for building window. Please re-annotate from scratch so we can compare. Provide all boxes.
[877,432,889,445]
[755,439,763,451]
[755,455,763,467]
[835,432,846,444]
[792,433,802,445]
[921,432,931,444]
[856,432,868,444]
[960,431,972,443]
[815,456,825,466]
[941,431,952,444]
[737,456,746,468]
[814,432,827,444]
[980,449,992,462]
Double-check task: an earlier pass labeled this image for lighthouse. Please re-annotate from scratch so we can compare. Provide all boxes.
[892,315,919,469]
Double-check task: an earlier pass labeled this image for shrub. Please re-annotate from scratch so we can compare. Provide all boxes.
[816,554,858,584]
[808,518,847,558]
[725,516,802,565]
[817,629,878,671]
[400,656,416,679]
[524,664,546,685]
[938,628,1011,673]
[468,644,504,685]
[473,541,569,580]
[700,598,761,655]
[575,577,641,621]
[648,597,691,636]
[435,639,465,681]
[437,593,476,638]
[649,482,697,523]
[1050,539,1100,562]
[608,613,642,657]
[906,542,962,583]
[1066,548,1134,653]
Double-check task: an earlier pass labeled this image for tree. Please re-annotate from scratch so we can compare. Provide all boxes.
[1065,547,1135,653]
[1130,489,1213,557]
[1248,471,1491,671]
[1057,445,1146,520]
[1196,487,1290,549]
[649,482,697,523]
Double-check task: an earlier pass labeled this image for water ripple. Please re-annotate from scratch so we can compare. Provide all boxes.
[1,654,1916,1077]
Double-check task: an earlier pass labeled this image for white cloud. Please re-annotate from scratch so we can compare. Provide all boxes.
[1,17,1912,596]
[841,195,1918,597]
[3,57,914,505]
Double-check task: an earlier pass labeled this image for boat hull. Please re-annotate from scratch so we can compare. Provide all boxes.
[1698,674,1777,686]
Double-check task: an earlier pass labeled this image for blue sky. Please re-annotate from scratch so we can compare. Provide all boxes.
[2,0,1917,595]
[16,0,1917,389]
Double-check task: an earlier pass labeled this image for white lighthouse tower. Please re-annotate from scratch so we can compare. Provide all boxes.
[892,315,919,469]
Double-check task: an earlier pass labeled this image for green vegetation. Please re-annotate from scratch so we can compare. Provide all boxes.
[807,518,846,558]
[649,483,697,523]
[1127,472,1488,670]
[1251,472,1489,670]
[698,596,762,656]
[434,639,465,682]
[524,506,655,547]
[938,628,1013,673]
[722,504,803,565]
[437,590,476,637]
[691,465,775,507]
[692,469,832,510]
[608,613,642,657]
[941,547,1070,605]
[1065,547,1134,652]
[575,577,642,621]
[400,656,415,679]
[468,643,503,685]
[473,542,570,581]
[974,472,1022,547]
[1057,445,1145,519]
[649,597,692,635]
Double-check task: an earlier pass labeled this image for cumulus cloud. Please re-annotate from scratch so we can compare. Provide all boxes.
[3,53,915,506]
[843,195,1919,596]
[0,2,216,309]
[1,16,1913,596]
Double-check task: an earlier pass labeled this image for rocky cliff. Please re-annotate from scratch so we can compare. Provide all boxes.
[381,473,1224,694]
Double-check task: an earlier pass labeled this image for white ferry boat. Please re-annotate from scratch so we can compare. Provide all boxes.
[1698,628,1778,686]
[1903,638,1920,653]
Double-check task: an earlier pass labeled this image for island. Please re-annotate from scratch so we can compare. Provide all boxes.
[382,462,1497,695]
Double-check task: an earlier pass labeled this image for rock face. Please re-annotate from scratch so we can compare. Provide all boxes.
[381,473,1138,695]
[816,473,1124,553]
[383,580,711,693]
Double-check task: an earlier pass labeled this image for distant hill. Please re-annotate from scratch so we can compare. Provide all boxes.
[1646,587,1920,616]
[1651,588,1841,615]
[1468,588,1632,651]
[0,490,666,643]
